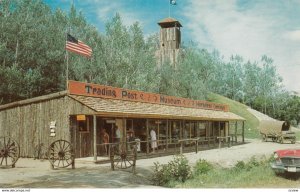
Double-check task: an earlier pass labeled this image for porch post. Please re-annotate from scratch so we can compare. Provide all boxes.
[218,121,221,136]
[242,121,245,143]
[93,115,97,162]
[166,119,169,151]
[146,119,149,154]
[157,121,160,147]
[179,120,182,139]
[235,121,238,143]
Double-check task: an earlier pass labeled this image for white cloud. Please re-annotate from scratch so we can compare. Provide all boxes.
[284,30,300,41]
[85,1,143,27]
[182,0,300,91]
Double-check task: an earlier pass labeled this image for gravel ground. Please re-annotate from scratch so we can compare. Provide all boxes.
[1,138,299,188]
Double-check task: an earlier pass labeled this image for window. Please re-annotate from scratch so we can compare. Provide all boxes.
[78,116,89,132]
[78,121,88,132]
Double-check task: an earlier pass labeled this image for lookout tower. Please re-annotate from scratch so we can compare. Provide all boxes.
[157,17,182,67]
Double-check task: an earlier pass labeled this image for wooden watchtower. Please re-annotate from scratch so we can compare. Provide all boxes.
[157,17,182,67]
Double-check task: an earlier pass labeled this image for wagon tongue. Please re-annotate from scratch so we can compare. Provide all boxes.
[276,149,300,158]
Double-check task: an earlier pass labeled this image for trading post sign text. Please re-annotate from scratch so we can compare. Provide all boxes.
[68,81,229,112]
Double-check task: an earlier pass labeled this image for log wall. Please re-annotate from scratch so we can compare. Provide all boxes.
[0,96,95,157]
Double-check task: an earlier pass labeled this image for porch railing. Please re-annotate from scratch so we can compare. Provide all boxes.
[95,135,233,158]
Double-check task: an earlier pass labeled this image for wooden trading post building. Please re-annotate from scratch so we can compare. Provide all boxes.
[0,80,245,161]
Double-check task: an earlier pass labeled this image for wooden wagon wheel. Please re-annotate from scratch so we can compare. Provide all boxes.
[112,143,137,170]
[277,136,283,144]
[291,137,296,144]
[0,136,20,168]
[48,139,74,168]
[262,134,266,142]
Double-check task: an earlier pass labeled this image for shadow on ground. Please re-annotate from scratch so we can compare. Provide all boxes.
[275,172,300,181]
[4,166,157,188]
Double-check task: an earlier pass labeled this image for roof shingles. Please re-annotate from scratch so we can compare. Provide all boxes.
[69,95,245,121]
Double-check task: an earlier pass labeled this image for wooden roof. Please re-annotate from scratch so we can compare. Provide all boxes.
[0,91,68,111]
[158,17,182,28]
[69,95,245,121]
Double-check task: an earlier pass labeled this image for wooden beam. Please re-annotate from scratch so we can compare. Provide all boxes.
[242,121,245,143]
[93,115,97,162]
[0,91,68,110]
[166,119,169,150]
[146,119,149,154]
[235,121,238,143]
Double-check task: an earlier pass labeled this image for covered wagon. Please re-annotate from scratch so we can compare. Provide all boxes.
[259,120,296,144]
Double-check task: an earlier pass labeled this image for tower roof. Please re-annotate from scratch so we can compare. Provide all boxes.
[158,17,182,28]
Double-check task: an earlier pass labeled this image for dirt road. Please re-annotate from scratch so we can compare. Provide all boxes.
[1,139,299,188]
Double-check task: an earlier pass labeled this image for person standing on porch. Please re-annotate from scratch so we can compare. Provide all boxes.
[115,126,121,143]
[150,128,157,152]
[101,129,109,155]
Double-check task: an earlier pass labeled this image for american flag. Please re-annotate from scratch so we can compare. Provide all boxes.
[66,34,92,58]
[170,0,176,5]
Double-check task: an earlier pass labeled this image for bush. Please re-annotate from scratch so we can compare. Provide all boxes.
[234,160,246,170]
[152,155,192,186]
[194,159,213,175]
[234,157,261,171]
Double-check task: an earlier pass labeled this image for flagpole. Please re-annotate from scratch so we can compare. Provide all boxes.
[66,40,69,90]
[65,28,70,90]
[169,0,171,17]
[66,0,74,90]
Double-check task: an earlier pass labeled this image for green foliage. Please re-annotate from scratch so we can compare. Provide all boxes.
[234,160,246,170]
[193,159,213,175]
[233,157,260,172]
[152,155,192,186]
[208,92,260,138]
[174,155,300,188]
[1,0,300,128]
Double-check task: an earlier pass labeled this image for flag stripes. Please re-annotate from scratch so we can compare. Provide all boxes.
[66,34,92,58]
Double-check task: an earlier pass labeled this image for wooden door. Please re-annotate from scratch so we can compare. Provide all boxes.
[70,115,93,158]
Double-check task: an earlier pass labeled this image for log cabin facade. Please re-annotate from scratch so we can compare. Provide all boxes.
[0,80,245,160]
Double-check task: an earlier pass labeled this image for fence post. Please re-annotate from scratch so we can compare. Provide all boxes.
[180,141,183,155]
[110,146,115,171]
[132,146,137,174]
[208,137,210,147]
[195,140,198,153]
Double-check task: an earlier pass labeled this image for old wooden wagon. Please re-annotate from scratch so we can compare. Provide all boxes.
[259,120,296,144]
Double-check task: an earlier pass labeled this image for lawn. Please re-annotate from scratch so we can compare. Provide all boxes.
[170,157,300,188]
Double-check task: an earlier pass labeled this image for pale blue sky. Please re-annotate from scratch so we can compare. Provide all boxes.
[44,0,300,92]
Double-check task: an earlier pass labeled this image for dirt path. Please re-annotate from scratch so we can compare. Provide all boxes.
[1,139,299,188]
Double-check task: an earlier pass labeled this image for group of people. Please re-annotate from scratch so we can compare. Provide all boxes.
[99,126,158,154]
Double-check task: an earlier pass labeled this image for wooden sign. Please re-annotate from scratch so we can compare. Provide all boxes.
[49,121,56,137]
[50,121,56,129]
[106,119,116,124]
[76,115,86,121]
[68,80,229,112]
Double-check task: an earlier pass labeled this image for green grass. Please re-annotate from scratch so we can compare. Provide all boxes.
[295,131,300,141]
[207,92,260,139]
[171,158,300,188]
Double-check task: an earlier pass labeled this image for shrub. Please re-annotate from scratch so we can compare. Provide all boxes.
[152,155,192,186]
[234,160,246,170]
[234,157,261,171]
[194,159,213,175]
